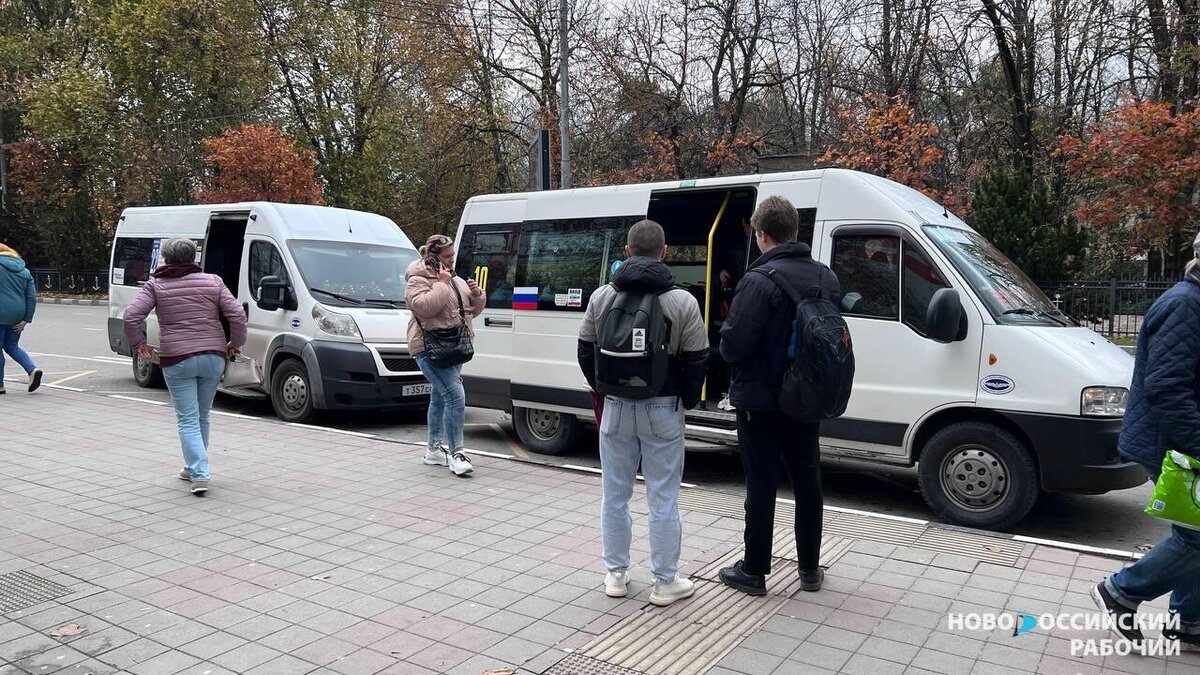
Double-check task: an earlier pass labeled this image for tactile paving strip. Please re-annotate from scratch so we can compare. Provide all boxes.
[544,652,646,675]
[0,570,73,614]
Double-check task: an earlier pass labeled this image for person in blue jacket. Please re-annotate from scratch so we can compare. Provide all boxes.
[0,243,43,394]
[1093,232,1200,648]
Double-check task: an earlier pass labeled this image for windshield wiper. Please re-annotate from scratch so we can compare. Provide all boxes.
[364,298,405,309]
[310,288,362,305]
[1002,307,1071,327]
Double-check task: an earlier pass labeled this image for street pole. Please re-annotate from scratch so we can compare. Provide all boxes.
[558,0,571,189]
[0,107,7,212]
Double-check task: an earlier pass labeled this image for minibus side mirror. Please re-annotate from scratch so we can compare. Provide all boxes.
[926,288,967,343]
[257,275,295,312]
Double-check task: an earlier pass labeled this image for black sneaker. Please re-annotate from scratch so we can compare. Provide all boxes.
[719,560,766,596]
[1163,624,1200,651]
[1091,582,1144,644]
[27,368,42,392]
[800,567,824,592]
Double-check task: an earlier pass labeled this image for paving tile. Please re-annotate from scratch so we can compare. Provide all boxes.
[842,653,907,675]
[857,636,920,665]
[718,647,786,674]
[910,647,976,674]
[326,647,398,674]
[787,642,852,671]
[126,648,201,675]
[244,653,320,675]
[407,641,474,672]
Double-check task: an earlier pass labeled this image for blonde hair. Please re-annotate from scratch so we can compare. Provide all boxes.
[0,243,18,257]
[419,234,453,257]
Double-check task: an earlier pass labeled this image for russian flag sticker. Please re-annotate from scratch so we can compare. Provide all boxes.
[513,286,539,310]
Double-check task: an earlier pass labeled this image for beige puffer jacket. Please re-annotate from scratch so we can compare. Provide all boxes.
[404,258,485,355]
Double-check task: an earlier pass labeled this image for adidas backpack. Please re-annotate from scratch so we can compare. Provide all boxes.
[754,267,855,421]
[594,287,671,399]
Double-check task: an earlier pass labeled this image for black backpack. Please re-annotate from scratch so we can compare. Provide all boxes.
[594,287,671,399]
[755,266,854,421]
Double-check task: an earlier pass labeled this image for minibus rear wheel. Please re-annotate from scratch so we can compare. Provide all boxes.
[514,407,581,455]
[917,421,1039,531]
[271,358,315,423]
[132,351,164,388]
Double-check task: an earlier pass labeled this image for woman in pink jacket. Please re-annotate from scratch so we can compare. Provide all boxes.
[405,234,485,476]
[124,238,247,495]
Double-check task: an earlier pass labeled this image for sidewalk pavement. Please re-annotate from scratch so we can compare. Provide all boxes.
[0,386,1196,675]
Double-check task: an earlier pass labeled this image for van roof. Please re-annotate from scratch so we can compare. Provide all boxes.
[464,168,973,231]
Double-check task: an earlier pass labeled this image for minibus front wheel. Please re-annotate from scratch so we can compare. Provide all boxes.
[917,421,1039,530]
[271,358,315,423]
[514,407,581,456]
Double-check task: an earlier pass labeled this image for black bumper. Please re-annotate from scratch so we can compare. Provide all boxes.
[306,341,429,411]
[999,411,1148,494]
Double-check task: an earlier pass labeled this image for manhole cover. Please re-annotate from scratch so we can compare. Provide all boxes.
[544,653,645,675]
[0,571,73,614]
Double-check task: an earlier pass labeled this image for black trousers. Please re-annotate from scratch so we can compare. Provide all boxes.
[736,409,822,575]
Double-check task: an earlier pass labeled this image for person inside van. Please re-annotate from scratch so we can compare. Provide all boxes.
[1093,231,1200,649]
[717,196,841,596]
[577,220,709,607]
[405,234,486,477]
[123,238,247,496]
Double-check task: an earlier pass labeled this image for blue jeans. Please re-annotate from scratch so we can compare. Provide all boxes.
[415,353,465,452]
[599,395,686,582]
[1107,459,1200,632]
[0,326,36,381]
[162,354,225,482]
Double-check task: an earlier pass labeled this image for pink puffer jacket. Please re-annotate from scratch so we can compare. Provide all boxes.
[404,258,485,355]
[124,267,247,364]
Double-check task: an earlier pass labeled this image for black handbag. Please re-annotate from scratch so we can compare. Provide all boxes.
[417,281,475,368]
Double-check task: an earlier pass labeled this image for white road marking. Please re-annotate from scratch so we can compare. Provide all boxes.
[27,352,128,365]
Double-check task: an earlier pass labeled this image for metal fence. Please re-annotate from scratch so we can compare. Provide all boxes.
[1037,279,1175,339]
[30,270,109,297]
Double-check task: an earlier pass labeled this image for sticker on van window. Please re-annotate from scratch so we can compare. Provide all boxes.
[567,288,583,307]
[980,375,1015,395]
[290,317,301,329]
[112,268,125,285]
[513,287,539,310]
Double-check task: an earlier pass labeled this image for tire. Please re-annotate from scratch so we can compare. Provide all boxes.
[270,359,316,423]
[917,421,1039,531]
[514,406,582,456]
[132,351,164,388]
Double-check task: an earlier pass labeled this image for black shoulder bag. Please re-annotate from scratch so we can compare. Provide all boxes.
[416,280,475,368]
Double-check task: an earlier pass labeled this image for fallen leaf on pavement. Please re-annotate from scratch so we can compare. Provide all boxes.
[1136,544,1154,552]
[50,623,85,637]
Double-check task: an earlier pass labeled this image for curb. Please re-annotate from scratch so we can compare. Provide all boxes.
[39,297,106,306]
[14,380,1147,564]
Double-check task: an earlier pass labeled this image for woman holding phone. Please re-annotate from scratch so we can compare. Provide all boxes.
[405,234,485,475]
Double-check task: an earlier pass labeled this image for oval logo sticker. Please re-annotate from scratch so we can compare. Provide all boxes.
[980,375,1015,395]
[290,317,302,329]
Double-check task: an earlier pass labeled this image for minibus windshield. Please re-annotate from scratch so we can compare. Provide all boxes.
[288,240,417,307]
[923,225,1070,325]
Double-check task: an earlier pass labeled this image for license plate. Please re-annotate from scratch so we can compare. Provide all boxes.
[402,383,432,397]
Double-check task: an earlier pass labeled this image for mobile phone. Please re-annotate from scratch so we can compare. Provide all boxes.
[425,256,442,271]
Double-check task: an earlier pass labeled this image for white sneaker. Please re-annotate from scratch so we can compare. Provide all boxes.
[423,445,448,466]
[650,575,695,606]
[448,451,474,476]
[604,570,628,598]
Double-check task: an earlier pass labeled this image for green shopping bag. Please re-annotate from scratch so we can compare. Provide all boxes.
[1144,450,1200,529]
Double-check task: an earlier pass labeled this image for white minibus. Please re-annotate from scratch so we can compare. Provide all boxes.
[452,168,1144,529]
[108,202,430,422]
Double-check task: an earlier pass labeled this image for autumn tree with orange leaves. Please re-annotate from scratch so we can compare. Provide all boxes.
[195,125,325,205]
[818,95,952,207]
[1055,101,1200,276]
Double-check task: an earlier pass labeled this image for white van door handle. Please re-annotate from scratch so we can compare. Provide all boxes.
[484,317,512,328]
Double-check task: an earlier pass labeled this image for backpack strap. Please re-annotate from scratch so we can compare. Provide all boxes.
[752,267,806,305]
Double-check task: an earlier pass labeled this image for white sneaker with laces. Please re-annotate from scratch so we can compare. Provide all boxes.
[604,570,628,598]
[650,575,695,606]
[423,445,448,466]
[448,451,474,476]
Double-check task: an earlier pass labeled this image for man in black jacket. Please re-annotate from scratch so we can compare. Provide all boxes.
[578,220,709,606]
[717,195,841,595]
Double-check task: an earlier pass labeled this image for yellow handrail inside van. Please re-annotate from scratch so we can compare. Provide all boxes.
[702,192,731,402]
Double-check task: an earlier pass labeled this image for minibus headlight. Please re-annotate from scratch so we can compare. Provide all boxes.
[1081,387,1128,417]
[313,305,361,339]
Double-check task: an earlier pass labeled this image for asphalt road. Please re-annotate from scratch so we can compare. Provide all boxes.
[6,303,1169,554]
